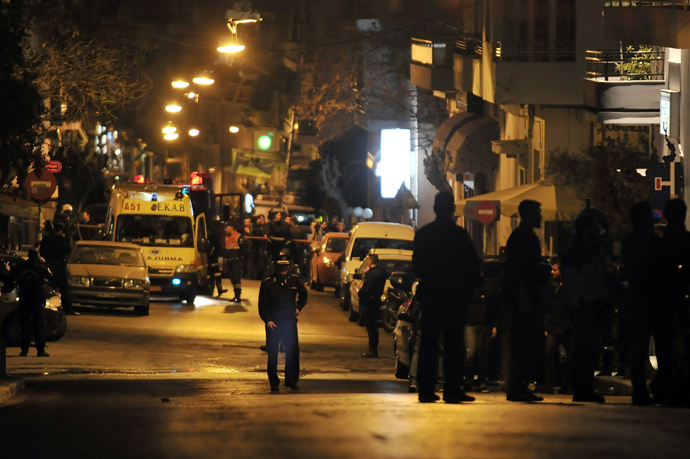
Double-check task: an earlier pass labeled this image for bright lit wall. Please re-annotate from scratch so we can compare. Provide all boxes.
[379,128,411,198]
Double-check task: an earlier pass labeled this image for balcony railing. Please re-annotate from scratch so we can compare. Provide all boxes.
[586,49,665,81]
[494,41,576,62]
[605,1,690,9]
[455,34,482,59]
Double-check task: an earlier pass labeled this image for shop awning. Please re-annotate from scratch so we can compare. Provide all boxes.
[455,179,583,222]
[0,193,56,221]
[433,112,500,177]
[232,149,284,178]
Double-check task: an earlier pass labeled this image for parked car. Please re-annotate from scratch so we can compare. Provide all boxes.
[67,241,151,315]
[339,222,415,312]
[392,258,505,381]
[310,232,349,295]
[348,248,414,323]
[0,254,67,347]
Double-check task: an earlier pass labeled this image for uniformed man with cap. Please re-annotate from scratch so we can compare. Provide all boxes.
[258,254,308,392]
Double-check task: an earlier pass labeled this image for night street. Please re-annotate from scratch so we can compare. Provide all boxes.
[1,281,690,459]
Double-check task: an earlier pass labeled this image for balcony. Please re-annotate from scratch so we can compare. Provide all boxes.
[604,1,690,48]
[584,49,665,113]
[410,37,455,92]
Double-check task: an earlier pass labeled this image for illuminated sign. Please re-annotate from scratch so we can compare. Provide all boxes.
[379,128,411,198]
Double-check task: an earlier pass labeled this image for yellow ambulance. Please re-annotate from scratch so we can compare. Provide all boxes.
[103,184,210,304]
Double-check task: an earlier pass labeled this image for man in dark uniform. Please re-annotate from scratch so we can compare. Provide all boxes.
[222,220,245,303]
[413,191,482,404]
[40,221,77,315]
[258,255,308,392]
[208,222,227,297]
[358,254,388,358]
[503,199,551,402]
[2,249,54,356]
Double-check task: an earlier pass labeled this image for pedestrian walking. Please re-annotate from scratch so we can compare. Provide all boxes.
[40,221,77,315]
[621,201,660,406]
[502,199,551,402]
[258,255,308,392]
[222,220,245,303]
[358,254,388,358]
[561,212,613,403]
[1,249,54,357]
[412,191,482,404]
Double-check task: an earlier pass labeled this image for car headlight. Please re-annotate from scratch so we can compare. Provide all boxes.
[174,264,197,274]
[124,279,146,289]
[69,276,90,287]
[45,296,60,311]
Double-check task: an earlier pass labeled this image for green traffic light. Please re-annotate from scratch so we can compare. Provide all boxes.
[257,133,273,151]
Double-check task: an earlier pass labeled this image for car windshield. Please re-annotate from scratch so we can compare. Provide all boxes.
[115,215,194,247]
[325,238,348,253]
[70,246,144,267]
[351,238,414,260]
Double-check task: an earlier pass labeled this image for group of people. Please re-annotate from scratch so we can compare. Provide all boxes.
[209,212,349,303]
[269,191,685,407]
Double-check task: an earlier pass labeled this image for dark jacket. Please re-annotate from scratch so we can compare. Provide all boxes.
[258,270,308,323]
[358,265,387,307]
[2,259,53,307]
[39,232,72,265]
[503,223,550,314]
[413,216,481,307]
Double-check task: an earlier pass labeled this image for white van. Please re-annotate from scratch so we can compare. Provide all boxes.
[338,222,415,312]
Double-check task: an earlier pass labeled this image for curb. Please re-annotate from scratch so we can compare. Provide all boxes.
[594,375,633,396]
[0,378,25,403]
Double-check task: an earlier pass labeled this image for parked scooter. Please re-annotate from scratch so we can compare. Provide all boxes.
[381,272,417,333]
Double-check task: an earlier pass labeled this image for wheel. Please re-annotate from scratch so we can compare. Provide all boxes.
[311,274,323,292]
[47,313,67,341]
[348,302,359,323]
[381,309,397,334]
[340,285,350,311]
[394,354,410,379]
[1,312,21,347]
[134,303,150,316]
[198,278,214,296]
[183,288,197,304]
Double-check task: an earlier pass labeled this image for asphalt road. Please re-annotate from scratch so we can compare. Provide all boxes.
[1,280,690,458]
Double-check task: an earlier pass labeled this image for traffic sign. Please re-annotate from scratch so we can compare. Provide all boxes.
[476,200,498,224]
[24,170,57,201]
[46,160,63,173]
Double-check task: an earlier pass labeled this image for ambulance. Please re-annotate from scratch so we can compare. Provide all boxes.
[103,184,210,304]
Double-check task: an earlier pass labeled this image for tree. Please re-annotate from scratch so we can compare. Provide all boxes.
[0,0,154,186]
[547,137,650,239]
[0,1,45,185]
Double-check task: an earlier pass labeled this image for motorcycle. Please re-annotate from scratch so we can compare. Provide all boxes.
[380,272,417,333]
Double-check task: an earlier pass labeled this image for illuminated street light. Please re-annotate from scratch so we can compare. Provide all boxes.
[229,125,240,134]
[162,125,177,134]
[218,32,245,53]
[171,80,190,89]
[164,133,179,140]
[165,103,182,113]
[192,75,214,85]
[188,128,200,137]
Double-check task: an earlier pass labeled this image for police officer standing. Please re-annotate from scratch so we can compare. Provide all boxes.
[258,255,308,392]
[2,249,54,356]
[40,221,77,315]
[358,254,388,358]
[222,220,245,303]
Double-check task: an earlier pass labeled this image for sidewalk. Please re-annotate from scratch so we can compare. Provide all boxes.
[593,373,633,396]
[0,378,24,403]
